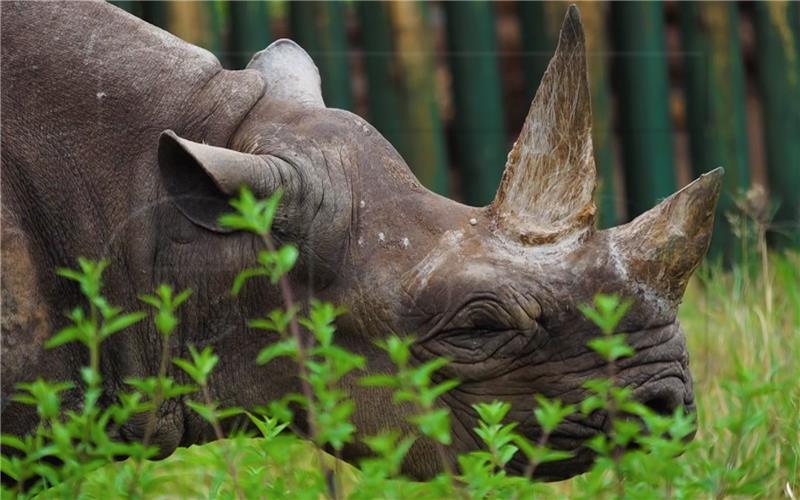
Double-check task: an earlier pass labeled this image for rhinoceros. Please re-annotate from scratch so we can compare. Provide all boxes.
[1,1,721,480]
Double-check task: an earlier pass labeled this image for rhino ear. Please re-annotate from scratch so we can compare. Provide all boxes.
[158,130,267,232]
[246,39,325,107]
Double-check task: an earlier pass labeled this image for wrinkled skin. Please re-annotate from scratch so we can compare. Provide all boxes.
[1,2,719,481]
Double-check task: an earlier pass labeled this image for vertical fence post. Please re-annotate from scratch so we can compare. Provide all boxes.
[140,1,169,30]
[443,1,506,206]
[680,2,750,260]
[578,2,619,227]
[754,2,800,246]
[162,2,224,62]
[612,1,676,218]
[517,2,561,102]
[388,2,450,195]
[518,2,619,226]
[229,1,272,70]
[357,2,406,154]
[357,2,450,195]
[111,1,140,16]
[289,1,353,110]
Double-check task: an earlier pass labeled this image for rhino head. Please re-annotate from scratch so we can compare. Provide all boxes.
[156,6,719,480]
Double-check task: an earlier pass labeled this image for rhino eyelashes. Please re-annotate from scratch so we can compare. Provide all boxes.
[438,328,548,364]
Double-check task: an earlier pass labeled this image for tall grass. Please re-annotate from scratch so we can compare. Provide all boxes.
[678,251,799,498]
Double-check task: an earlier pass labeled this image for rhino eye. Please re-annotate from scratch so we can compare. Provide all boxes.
[442,327,509,351]
[438,325,546,362]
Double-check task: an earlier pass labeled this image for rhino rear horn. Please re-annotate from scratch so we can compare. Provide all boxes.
[492,5,596,245]
[247,39,325,108]
[609,168,724,304]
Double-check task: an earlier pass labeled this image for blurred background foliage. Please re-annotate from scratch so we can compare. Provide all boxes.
[112,0,800,258]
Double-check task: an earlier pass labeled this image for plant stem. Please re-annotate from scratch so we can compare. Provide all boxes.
[412,398,454,480]
[524,430,552,479]
[259,233,333,494]
[128,329,172,497]
[260,234,319,438]
[142,335,171,445]
[202,384,245,500]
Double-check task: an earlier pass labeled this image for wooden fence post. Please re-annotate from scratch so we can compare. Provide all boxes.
[357,2,407,157]
[577,2,619,227]
[229,1,272,70]
[612,1,676,218]
[356,2,450,195]
[289,1,353,111]
[110,1,140,16]
[140,1,168,30]
[164,2,224,60]
[680,2,751,259]
[754,1,800,246]
[517,2,560,102]
[518,2,619,226]
[443,1,506,206]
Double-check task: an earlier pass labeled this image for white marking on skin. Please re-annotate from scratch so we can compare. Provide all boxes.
[609,234,672,320]
[96,92,106,99]
[469,218,478,226]
[359,200,366,209]
[608,237,629,281]
[357,236,364,247]
[378,232,385,242]
[405,230,465,291]
[401,237,410,248]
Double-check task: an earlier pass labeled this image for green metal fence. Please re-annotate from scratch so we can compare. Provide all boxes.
[116,0,800,252]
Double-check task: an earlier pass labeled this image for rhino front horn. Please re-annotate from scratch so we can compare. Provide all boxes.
[492,5,596,245]
[610,168,724,304]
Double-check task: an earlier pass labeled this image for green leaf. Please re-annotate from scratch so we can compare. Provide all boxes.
[579,294,633,335]
[256,339,298,365]
[248,306,300,335]
[533,395,576,434]
[473,401,512,426]
[154,310,178,337]
[410,408,452,445]
[172,358,200,385]
[587,334,634,362]
[217,213,253,232]
[412,357,449,387]
[359,374,399,388]
[186,400,216,423]
[173,288,193,308]
[101,311,146,338]
[231,267,269,296]
[246,412,289,440]
[381,335,413,367]
[173,345,219,386]
[0,434,27,452]
[216,407,244,421]
[273,245,299,282]
[45,325,82,349]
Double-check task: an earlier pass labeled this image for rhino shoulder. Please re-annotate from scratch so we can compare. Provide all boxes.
[1,217,53,399]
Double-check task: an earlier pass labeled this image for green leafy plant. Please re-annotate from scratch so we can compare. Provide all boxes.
[3,188,797,500]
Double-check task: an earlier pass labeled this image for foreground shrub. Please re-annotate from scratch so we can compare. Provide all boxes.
[2,190,797,499]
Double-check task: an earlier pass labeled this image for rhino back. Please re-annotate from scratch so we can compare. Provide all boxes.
[1,0,220,244]
[0,1,265,430]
